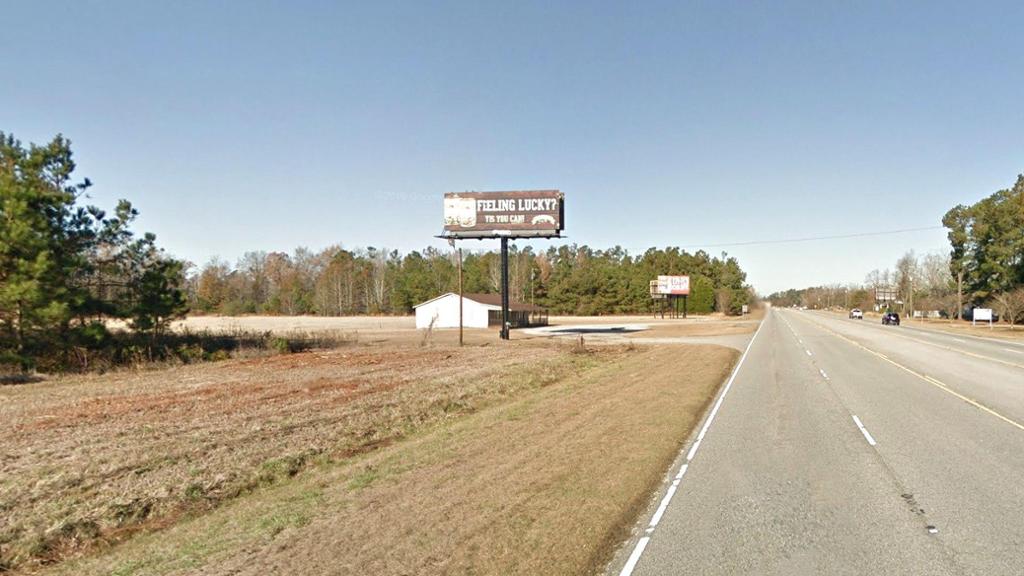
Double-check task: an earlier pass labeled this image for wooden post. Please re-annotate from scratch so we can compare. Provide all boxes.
[458,247,463,347]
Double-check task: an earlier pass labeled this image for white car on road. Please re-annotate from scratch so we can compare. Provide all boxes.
[849,308,864,319]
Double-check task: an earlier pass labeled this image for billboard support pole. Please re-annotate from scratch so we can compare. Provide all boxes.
[500,237,510,340]
[683,294,688,319]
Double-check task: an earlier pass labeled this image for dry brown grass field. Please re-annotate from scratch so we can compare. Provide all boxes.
[1,316,753,575]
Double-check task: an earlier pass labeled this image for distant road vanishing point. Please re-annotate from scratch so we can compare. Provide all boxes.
[610,308,1024,576]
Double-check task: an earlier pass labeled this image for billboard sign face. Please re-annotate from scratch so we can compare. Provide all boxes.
[443,190,563,238]
[875,288,898,302]
[974,308,993,321]
[649,280,667,299]
[655,275,690,295]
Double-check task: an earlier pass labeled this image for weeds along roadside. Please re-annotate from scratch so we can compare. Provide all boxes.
[0,328,359,380]
[0,340,612,572]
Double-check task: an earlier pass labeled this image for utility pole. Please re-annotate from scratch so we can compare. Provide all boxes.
[909,275,914,321]
[449,238,463,347]
[458,246,463,346]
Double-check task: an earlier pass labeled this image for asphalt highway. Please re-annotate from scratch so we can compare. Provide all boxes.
[609,307,1024,575]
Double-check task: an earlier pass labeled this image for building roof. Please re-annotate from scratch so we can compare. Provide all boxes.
[414,292,545,312]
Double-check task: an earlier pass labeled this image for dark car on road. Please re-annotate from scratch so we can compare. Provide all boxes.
[882,312,900,326]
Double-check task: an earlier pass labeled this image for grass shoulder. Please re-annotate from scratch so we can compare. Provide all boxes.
[36,342,738,576]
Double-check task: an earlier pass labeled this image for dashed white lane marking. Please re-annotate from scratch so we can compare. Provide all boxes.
[784,313,893,453]
[618,537,650,576]
[852,415,877,446]
[785,314,885,449]
[617,313,767,576]
[805,349,813,356]
[952,338,966,343]
[1005,348,1022,354]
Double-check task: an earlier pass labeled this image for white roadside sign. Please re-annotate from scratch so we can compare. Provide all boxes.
[973,307,994,328]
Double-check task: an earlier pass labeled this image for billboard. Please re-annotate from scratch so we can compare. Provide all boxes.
[443,190,563,238]
[654,275,690,295]
[875,288,898,302]
[974,308,993,321]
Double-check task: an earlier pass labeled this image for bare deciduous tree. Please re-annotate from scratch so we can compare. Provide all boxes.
[992,288,1024,328]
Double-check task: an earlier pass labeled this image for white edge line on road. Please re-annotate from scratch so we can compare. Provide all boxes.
[674,463,688,480]
[649,484,678,527]
[852,415,877,446]
[687,317,766,463]
[618,537,650,576]
[819,368,828,379]
[1005,348,1022,354]
[617,313,767,576]
[684,438,702,461]
[952,338,966,343]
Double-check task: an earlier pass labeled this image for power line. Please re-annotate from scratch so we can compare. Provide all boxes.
[682,226,945,249]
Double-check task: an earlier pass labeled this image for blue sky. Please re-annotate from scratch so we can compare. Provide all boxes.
[3,1,1022,293]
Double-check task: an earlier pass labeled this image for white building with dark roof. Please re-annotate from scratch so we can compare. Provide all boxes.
[413,293,547,330]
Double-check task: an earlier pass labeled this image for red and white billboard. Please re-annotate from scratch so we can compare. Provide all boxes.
[655,275,690,295]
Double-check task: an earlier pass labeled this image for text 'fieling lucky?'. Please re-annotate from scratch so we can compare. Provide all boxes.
[476,198,560,212]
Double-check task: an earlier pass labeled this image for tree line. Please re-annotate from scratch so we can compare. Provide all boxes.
[766,250,959,313]
[1,133,187,372]
[188,244,754,317]
[768,174,1024,325]
[1,133,755,373]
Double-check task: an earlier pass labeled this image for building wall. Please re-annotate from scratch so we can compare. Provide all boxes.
[415,295,492,329]
[486,310,546,328]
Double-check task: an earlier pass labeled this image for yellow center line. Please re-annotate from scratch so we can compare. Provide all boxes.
[832,314,1024,371]
[798,314,1024,434]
